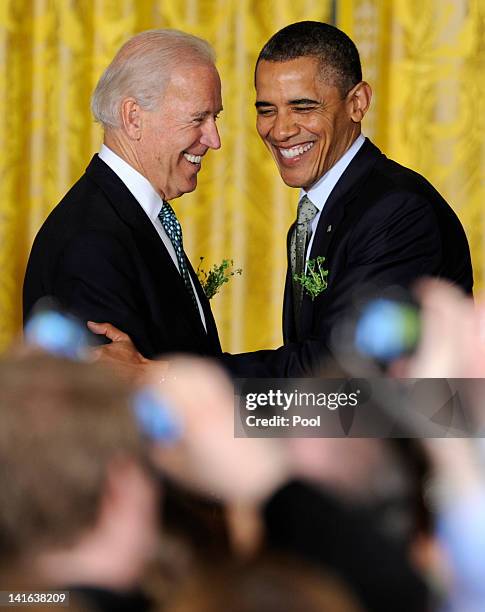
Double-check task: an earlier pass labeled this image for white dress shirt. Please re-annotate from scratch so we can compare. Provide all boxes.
[98,144,207,330]
[301,133,366,260]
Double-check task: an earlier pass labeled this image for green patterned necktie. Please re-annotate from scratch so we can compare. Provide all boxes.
[158,201,198,310]
[290,194,319,320]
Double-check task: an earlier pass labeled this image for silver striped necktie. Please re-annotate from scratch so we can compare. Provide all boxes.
[290,194,319,319]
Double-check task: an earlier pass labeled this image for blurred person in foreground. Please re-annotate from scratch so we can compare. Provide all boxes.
[396,279,485,379]
[148,356,428,612]
[149,343,485,610]
[0,346,428,611]
[393,279,485,611]
[164,556,364,612]
[0,354,160,612]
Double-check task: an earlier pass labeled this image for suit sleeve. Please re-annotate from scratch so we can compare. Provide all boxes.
[53,229,157,356]
[223,192,443,376]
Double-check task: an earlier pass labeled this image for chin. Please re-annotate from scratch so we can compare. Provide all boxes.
[181,185,197,197]
[167,182,197,200]
[279,173,307,189]
[182,176,198,194]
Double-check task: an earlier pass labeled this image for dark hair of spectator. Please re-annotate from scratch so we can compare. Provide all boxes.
[165,555,364,612]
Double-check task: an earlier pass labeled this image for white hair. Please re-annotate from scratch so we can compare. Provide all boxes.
[91,29,216,129]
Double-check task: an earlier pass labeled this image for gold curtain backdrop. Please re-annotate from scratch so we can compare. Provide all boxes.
[0,0,483,354]
[340,0,485,290]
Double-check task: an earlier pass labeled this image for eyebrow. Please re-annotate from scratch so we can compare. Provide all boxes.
[288,98,319,105]
[191,108,223,119]
[255,98,319,108]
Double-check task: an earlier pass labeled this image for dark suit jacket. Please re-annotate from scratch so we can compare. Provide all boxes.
[23,155,221,359]
[225,138,473,376]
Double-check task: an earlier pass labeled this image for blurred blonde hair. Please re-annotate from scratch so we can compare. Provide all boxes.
[0,353,147,560]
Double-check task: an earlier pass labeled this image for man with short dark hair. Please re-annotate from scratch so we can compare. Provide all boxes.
[224,20,472,375]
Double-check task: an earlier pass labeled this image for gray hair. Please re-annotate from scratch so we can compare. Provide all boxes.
[91,29,216,129]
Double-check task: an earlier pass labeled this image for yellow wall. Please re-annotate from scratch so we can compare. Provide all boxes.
[340,0,485,290]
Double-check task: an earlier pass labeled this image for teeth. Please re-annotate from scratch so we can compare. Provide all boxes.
[279,142,314,159]
[184,153,202,164]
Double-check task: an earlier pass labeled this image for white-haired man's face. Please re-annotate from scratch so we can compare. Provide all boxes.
[136,62,222,200]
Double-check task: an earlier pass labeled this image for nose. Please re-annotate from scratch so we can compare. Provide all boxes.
[271,111,299,141]
[200,118,221,150]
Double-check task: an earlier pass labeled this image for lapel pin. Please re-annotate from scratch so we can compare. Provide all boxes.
[327,225,332,233]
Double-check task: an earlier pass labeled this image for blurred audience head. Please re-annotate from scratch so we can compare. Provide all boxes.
[286,437,431,549]
[164,556,364,612]
[0,353,159,588]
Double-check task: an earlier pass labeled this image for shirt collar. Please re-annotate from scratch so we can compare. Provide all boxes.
[98,144,164,220]
[299,133,366,212]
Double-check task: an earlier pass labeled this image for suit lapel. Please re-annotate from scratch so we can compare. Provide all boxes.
[85,155,211,341]
[283,222,297,343]
[308,139,383,261]
[294,139,384,337]
[187,260,222,352]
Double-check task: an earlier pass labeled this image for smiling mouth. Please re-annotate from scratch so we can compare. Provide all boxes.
[183,153,202,164]
[278,142,314,159]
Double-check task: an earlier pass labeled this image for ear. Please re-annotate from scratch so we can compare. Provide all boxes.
[120,97,143,140]
[346,81,372,123]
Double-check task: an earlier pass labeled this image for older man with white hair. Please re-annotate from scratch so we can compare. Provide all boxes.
[23,29,223,359]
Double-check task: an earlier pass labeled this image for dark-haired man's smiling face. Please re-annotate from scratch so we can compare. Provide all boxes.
[255,57,360,190]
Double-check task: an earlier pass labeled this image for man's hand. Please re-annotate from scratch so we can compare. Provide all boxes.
[399,280,485,378]
[87,321,167,385]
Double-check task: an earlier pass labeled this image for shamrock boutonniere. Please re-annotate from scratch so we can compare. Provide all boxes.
[196,257,242,300]
[293,256,329,300]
